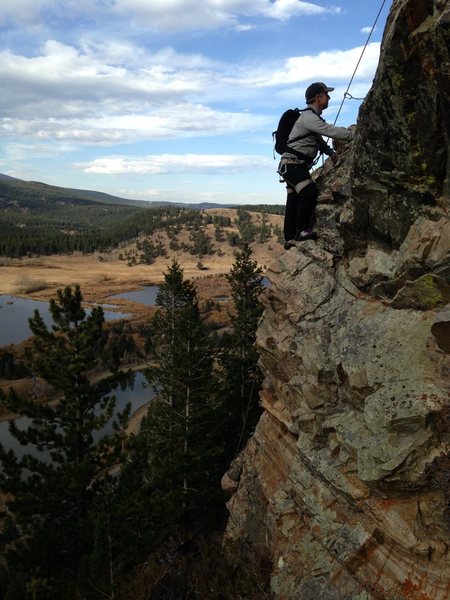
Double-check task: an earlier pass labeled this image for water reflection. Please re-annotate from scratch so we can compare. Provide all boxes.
[0,371,153,462]
[0,295,130,347]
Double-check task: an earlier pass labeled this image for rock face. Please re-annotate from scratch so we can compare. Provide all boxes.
[223,1,450,598]
[351,0,450,250]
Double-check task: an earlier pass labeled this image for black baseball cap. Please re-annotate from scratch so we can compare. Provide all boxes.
[305,82,335,103]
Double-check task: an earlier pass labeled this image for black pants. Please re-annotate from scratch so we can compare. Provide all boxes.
[282,163,318,241]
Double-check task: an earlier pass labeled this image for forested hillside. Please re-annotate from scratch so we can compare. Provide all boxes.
[0,174,284,258]
[0,173,150,208]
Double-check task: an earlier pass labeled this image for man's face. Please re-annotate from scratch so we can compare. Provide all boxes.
[318,91,330,110]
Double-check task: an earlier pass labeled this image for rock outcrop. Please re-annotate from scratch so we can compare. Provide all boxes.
[223,1,450,598]
[351,0,450,250]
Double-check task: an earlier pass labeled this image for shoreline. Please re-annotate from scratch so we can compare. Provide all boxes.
[0,363,147,423]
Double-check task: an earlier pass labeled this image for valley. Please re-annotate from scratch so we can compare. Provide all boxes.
[0,204,283,424]
[0,207,283,308]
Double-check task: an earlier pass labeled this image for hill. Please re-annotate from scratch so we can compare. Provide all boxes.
[0,173,151,209]
[0,205,284,307]
[0,173,283,258]
[0,173,240,211]
[0,174,285,301]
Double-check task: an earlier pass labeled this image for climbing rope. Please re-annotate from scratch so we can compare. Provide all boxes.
[333,0,389,125]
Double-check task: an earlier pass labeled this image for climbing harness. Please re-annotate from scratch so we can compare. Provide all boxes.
[333,0,389,125]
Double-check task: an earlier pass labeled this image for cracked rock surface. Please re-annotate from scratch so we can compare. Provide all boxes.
[224,1,450,597]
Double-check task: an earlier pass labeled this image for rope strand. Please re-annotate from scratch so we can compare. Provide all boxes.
[333,0,388,125]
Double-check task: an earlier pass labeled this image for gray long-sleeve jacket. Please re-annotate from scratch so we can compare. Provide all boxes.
[283,106,354,162]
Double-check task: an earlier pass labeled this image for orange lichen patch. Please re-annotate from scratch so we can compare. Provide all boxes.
[375,497,409,510]
[398,577,434,600]
[369,582,387,598]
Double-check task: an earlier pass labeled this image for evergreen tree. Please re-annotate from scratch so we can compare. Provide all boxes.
[114,260,225,565]
[146,260,225,526]
[221,242,264,455]
[0,285,130,599]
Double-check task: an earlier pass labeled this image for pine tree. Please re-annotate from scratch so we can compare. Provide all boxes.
[147,260,225,528]
[0,285,130,599]
[114,260,225,563]
[221,242,264,455]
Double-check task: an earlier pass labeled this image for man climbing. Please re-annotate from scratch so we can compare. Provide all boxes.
[278,82,355,250]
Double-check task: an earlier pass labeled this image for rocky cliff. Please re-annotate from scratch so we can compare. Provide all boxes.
[223,1,450,598]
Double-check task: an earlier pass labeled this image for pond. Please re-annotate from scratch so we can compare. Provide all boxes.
[108,284,159,306]
[0,295,130,347]
[108,279,270,307]
[0,371,154,461]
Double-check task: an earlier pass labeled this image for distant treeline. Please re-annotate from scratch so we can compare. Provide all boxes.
[0,171,285,258]
[0,205,205,257]
[0,201,284,257]
[236,204,285,215]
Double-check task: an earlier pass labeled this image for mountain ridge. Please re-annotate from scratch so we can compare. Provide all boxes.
[0,172,239,210]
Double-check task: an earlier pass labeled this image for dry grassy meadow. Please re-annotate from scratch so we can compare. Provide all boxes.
[0,208,283,307]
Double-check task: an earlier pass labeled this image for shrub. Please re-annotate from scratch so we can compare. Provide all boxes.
[15,275,48,294]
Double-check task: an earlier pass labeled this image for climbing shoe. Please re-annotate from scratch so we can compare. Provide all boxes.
[296,229,318,241]
[283,239,297,250]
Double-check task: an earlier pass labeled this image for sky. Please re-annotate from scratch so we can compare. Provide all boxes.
[0,0,392,206]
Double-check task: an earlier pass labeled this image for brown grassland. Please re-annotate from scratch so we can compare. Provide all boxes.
[0,208,283,306]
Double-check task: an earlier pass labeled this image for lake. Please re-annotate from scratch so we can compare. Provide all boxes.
[0,295,130,347]
[0,371,153,460]
[108,284,159,306]
[107,279,270,306]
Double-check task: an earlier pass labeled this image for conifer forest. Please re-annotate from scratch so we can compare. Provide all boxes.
[0,243,273,599]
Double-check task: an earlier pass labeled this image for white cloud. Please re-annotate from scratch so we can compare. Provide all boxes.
[1,104,267,146]
[0,37,377,147]
[0,0,388,206]
[0,41,221,121]
[76,154,273,174]
[1,0,342,32]
[0,0,110,26]
[114,0,235,30]
[264,0,340,20]
[361,26,376,35]
[0,0,51,23]
[263,42,381,86]
[114,0,341,31]
[0,39,267,145]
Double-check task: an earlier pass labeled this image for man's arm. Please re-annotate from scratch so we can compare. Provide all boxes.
[303,110,354,141]
[317,136,334,156]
